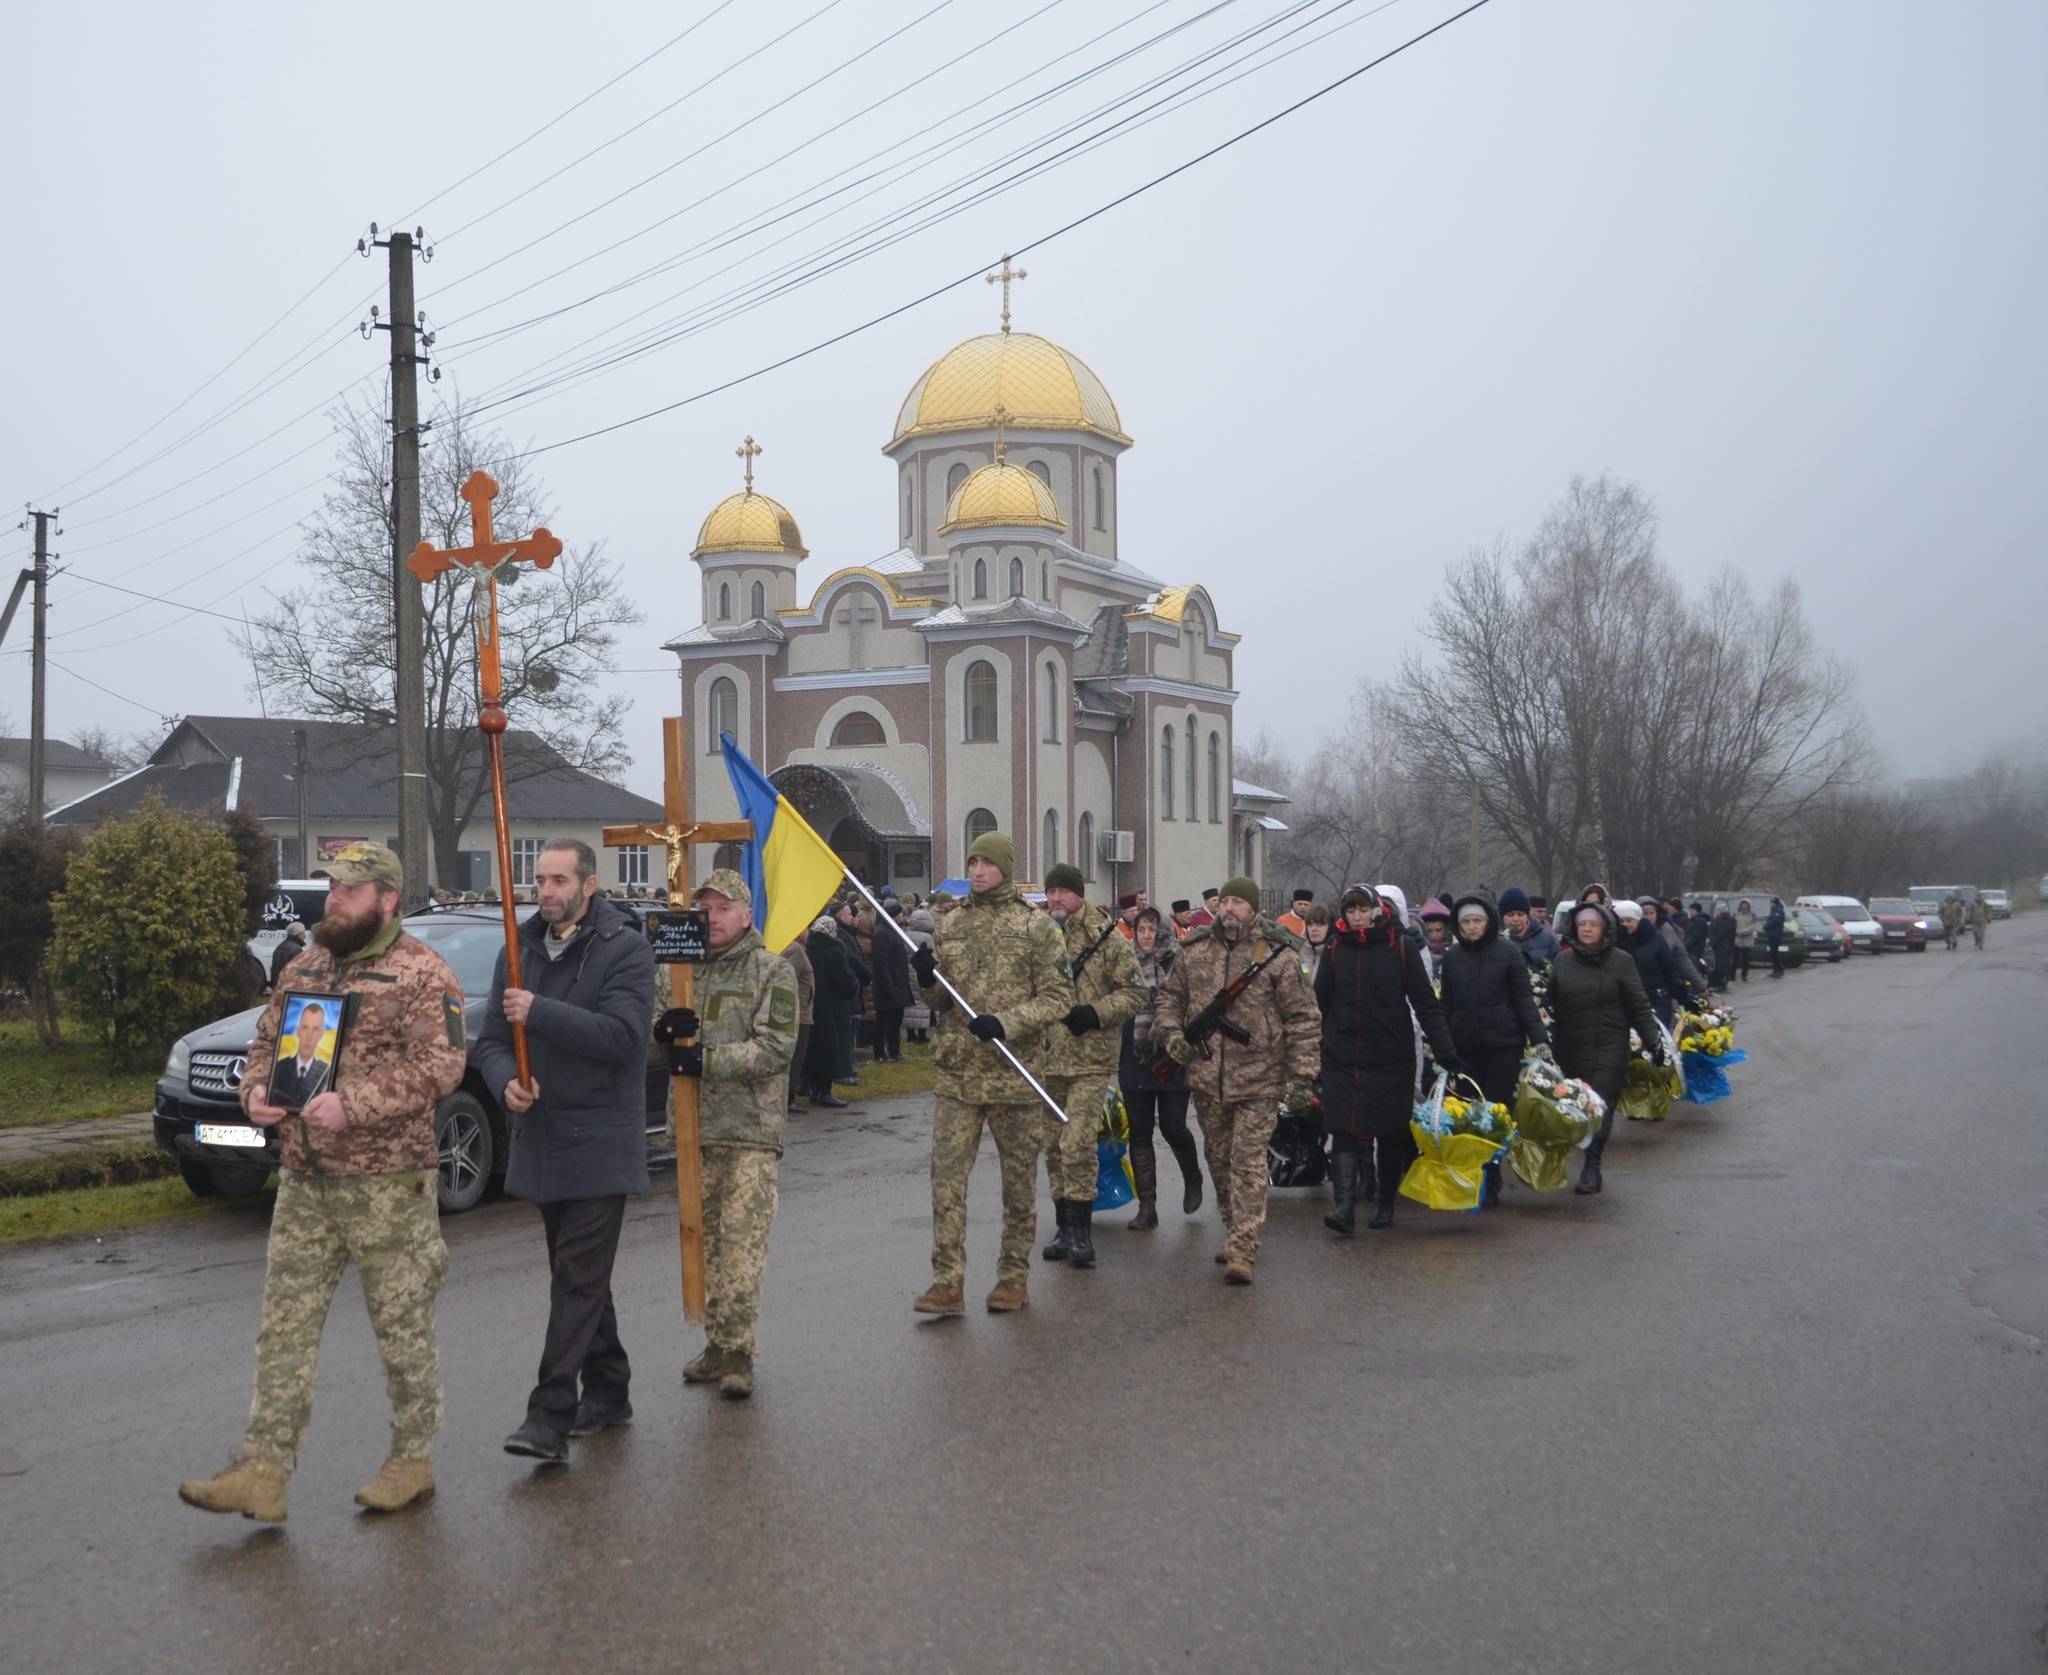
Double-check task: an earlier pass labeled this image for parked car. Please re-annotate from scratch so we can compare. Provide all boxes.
[1982,889,2012,920]
[154,907,672,1213]
[1797,895,1884,954]
[1866,897,1930,951]
[1793,907,1847,963]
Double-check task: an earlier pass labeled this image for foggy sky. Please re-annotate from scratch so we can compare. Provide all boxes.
[6,0,2043,802]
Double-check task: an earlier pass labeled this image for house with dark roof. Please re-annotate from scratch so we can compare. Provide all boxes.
[47,715,662,894]
[0,737,117,816]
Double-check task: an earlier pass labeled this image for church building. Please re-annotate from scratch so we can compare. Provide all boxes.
[664,278,1277,904]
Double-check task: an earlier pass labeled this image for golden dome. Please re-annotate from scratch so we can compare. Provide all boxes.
[693,490,807,559]
[892,332,1129,447]
[939,461,1065,537]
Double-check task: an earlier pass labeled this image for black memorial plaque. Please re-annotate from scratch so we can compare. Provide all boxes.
[647,909,710,964]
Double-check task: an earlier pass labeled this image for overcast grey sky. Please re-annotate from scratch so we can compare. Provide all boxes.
[7,0,2043,800]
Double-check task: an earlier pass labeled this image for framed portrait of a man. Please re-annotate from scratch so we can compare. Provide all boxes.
[269,991,348,1112]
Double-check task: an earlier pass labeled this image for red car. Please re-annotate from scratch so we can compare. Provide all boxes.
[1866,897,1930,951]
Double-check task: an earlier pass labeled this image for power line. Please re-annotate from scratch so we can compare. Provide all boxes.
[43,657,178,719]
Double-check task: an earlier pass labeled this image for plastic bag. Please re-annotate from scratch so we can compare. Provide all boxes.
[1268,1110,1330,1187]
[1093,1085,1135,1210]
[1681,1053,1732,1105]
[1510,1058,1604,1190]
[1400,1073,1513,1211]
[1620,1022,1685,1121]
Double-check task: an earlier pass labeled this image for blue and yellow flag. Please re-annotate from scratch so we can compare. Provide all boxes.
[719,731,846,953]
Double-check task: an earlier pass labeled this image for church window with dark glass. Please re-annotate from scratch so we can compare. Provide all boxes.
[1161,724,1175,819]
[973,557,988,599]
[1078,813,1095,880]
[831,711,885,747]
[1093,465,1106,531]
[1185,714,1197,822]
[750,580,765,619]
[709,676,738,748]
[1008,556,1024,597]
[1208,731,1222,822]
[965,807,997,851]
[1042,662,1061,742]
[1042,809,1059,871]
[965,661,999,741]
[718,581,732,619]
[1027,459,1051,487]
[947,462,968,501]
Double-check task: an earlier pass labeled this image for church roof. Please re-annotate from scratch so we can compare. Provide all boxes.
[693,490,807,558]
[772,761,928,840]
[891,332,1129,448]
[662,618,787,650]
[915,598,1088,636]
[939,460,1064,537]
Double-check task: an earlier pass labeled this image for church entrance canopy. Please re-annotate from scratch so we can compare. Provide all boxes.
[771,762,930,894]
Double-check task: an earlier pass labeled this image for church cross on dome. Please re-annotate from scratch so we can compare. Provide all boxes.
[985,256,1027,334]
[735,434,762,493]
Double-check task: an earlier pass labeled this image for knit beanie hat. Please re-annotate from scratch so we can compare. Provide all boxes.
[1219,876,1261,911]
[1613,899,1644,921]
[1044,861,1085,896]
[1498,886,1532,914]
[965,831,1015,878]
[1420,897,1452,921]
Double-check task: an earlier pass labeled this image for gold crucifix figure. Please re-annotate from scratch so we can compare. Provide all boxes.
[986,255,1026,334]
[735,434,762,493]
[992,401,1010,467]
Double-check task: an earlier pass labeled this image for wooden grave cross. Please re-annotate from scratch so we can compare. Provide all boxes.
[603,715,753,1327]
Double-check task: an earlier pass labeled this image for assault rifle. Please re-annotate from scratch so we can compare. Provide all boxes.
[1151,945,1286,1084]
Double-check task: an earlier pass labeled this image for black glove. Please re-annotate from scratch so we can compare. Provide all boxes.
[967,1013,1006,1043]
[911,946,938,987]
[653,1007,699,1043]
[1650,1045,1667,1069]
[669,1042,704,1078]
[1439,1054,1469,1081]
[1063,1004,1100,1036]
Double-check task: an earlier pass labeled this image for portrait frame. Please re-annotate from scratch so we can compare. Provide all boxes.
[268,989,349,1113]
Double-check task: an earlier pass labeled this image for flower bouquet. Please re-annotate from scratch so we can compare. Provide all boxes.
[1619,1022,1685,1122]
[1401,1073,1516,1212]
[1093,1085,1135,1210]
[1675,1004,1742,1104]
[1509,1056,1607,1190]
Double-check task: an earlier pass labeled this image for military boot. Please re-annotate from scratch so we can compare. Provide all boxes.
[913,1282,966,1316]
[1128,1147,1159,1230]
[719,1355,754,1401]
[1067,1202,1096,1268]
[354,1455,435,1513]
[1041,1198,1073,1261]
[985,1276,1029,1312]
[179,1451,287,1522]
[683,1346,733,1383]
[1223,1257,1255,1286]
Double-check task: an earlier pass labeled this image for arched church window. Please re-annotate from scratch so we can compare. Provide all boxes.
[713,843,743,872]
[965,807,997,852]
[1008,556,1024,597]
[1040,560,1050,599]
[1185,714,1197,824]
[903,472,915,542]
[1027,459,1051,487]
[750,580,766,620]
[1161,724,1175,819]
[831,711,886,747]
[973,557,988,600]
[1042,662,1060,742]
[1208,731,1222,823]
[709,676,738,750]
[1078,812,1095,881]
[718,581,732,620]
[965,661,999,742]
[1243,827,1256,877]
[1042,809,1059,873]
[1093,465,1106,531]
[947,462,968,501]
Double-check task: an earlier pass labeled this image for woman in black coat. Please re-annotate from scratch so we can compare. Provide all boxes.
[804,916,860,1107]
[1616,899,1691,1031]
[1440,892,1549,1206]
[869,906,913,1063]
[1548,902,1662,1197]
[1314,885,1460,1234]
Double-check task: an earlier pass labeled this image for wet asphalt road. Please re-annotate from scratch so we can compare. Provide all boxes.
[4,919,2047,1674]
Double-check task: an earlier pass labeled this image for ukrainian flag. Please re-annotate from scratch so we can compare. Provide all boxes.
[719,731,846,953]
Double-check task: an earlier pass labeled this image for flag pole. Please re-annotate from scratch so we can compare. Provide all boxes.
[838,871,1068,1125]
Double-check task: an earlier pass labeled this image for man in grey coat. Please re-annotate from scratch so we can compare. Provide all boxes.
[477,840,656,1464]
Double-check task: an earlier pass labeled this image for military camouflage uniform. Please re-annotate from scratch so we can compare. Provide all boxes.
[1154,916,1321,1267]
[923,877,1072,1289]
[690,890,800,1361]
[1038,902,1149,1204]
[235,856,466,1473]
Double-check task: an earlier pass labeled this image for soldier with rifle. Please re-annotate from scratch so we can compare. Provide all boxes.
[1153,877,1321,1285]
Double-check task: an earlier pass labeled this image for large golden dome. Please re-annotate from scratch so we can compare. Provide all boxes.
[693,490,807,558]
[939,461,1065,537]
[892,332,1128,447]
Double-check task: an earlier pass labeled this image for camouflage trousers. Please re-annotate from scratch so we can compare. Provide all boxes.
[1038,1075,1105,1203]
[931,1096,1042,1289]
[702,1144,780,1359]
[246,1170,447,1474]
[1197,1100,1280,1264]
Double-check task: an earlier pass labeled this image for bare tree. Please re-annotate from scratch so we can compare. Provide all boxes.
[241,390,643,884]
[72,724,167,771]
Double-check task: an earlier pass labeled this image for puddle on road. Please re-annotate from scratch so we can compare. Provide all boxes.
[1963,1262,2048,1341]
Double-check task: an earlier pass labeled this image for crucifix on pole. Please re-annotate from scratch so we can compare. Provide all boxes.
[604,716,753,1326]
[406,468,561,1091]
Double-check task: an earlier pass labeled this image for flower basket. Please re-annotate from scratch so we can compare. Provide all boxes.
[1509,1057,1607,1190]
[1401,1073,1515,1212]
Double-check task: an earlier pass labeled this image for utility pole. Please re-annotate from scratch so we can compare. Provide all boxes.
[292,726,310,878]
[24,509,54,822]
[360,225,438,905]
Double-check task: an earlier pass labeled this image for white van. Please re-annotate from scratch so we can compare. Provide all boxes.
[1797,895,1883,954]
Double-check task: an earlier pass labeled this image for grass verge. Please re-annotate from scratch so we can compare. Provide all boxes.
[0,1177,264,1248]
[0,1140,178,1200]
[847,1044,936,1100]
[0,1021,159,1128]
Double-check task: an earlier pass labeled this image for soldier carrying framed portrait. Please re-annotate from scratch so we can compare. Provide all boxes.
[267,990,349,1113]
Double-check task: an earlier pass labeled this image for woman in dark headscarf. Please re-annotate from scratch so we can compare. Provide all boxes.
[804,914,859,1108]
[1548,902,1662,1196]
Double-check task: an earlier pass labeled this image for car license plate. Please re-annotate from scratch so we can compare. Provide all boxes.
[196,1123,267,1148]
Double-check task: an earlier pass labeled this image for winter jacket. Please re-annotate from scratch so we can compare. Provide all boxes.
[870,915,913,1012]
[1155,917,1321,1109]
[780,936,816,1027]
[478,893,658,1204]
[268,931,308,989]
[1735,905,1757,942]
[1313,913,1456,1143]
[1547,905,1661,1104]
[1119,940,1179,1093]
[1040,901,1148,1079]
[1764,903,1787,947]
[1512,920,1561,971]
[1658,918,1710,997]
[692,929,799,1153]
[1630,917,1693,1015]
[1683,913,1711,960]
[1439,892,1550,1059]
[904,910,935,1032]
[1708,913,1738,959]
[923,878,1072,1105]
[806,926,860,1083]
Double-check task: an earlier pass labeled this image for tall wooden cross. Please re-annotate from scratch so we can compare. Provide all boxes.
[985,256,1026,334]
[406,469,562,1091]
[603,716,753,1327]
[735,434,762,492]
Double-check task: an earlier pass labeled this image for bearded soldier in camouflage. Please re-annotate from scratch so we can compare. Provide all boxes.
[911,832,1073,1316]
[661,870,799,1400]
[1036,863,1148,1269]
[1153,876,1320,1285]
[179,842,466,1522]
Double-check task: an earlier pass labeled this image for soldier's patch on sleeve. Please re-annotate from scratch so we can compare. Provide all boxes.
[769,988,797,1029]
[443,996,465,1049]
